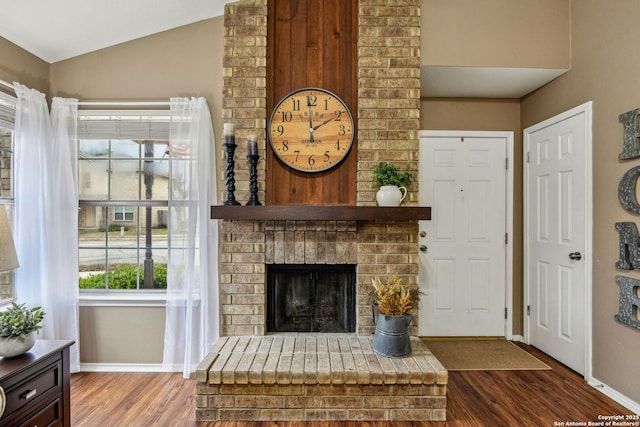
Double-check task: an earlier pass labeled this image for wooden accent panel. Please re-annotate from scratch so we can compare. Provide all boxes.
[267,0,358,206]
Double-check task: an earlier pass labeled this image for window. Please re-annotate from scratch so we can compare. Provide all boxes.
[78,111,171,292]
[114,206,134,222]
[0,91,16,302]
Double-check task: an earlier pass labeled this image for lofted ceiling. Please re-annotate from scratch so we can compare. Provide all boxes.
[0,0,234,63]
[0,1,566,98]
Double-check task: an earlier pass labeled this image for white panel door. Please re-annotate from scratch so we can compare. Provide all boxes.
[525,103,591,375]
[419,133,508,336]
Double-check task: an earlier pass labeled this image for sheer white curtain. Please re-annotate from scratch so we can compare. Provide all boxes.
[48,97,80,372]
[13,84,49,305]
[163,97,219,378]
[13,86,80,371]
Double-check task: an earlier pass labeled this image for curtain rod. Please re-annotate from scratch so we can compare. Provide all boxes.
[0,82,173,106]
[0,79,15,92]
[78,101,170,107]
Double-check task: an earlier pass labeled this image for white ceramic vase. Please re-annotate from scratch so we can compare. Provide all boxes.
[376,185,407,206]
[0,331,36,358]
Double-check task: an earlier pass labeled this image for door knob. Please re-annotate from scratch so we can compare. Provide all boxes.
[419,231,427,238]
[568,252,582,261]
[419,245,428,252]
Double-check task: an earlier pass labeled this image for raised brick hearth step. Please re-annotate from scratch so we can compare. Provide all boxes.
[195,334,448,422]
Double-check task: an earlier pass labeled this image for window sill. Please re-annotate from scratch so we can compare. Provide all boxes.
[79,293,167,307]
[0,298,17,311]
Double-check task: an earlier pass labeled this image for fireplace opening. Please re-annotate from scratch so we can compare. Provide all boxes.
[267,264,356,333]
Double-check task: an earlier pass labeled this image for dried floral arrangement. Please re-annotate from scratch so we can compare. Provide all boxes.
[371,274,420,316]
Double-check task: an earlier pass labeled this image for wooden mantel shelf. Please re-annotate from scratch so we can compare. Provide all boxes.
[210,205,431,221]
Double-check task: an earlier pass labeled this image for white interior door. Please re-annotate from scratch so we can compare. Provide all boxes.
[419,131,512,337]
[524,102,592,376]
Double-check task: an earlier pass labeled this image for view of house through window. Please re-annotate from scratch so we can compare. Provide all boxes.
[79,138,169,291]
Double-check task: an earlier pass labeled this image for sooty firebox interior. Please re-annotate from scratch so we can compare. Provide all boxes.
[266,264,356,333]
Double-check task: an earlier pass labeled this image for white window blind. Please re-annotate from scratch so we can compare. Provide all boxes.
[0,92,16,130]
[78,110,171,140]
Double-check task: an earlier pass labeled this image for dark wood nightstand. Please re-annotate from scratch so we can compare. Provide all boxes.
[0,340,74,427]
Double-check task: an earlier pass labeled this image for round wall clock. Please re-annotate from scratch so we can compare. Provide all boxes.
[268,87,354,172]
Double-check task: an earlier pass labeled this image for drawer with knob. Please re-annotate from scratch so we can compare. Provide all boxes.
[2,360,61,420]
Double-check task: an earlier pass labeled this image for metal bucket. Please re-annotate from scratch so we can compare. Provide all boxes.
[372,313,413,358]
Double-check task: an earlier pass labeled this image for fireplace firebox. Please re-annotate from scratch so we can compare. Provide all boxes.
[266,264,356,333]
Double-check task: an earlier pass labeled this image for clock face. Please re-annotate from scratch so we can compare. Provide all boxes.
[268,87,354,172]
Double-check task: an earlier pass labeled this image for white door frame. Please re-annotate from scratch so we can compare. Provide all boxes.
[523,101,593,381]
[419,130,515,339]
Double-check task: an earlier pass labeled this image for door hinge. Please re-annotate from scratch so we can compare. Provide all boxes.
[527,305,531,315]
[505,233,508,244]
[526,152,530,163]
[505,157,509,170]
[504,307,508,319]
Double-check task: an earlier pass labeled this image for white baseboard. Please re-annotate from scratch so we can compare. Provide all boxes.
[589,377,640,415]
[79,363,170,372]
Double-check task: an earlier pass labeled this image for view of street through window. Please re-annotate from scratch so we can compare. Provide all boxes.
[78,139,169,290]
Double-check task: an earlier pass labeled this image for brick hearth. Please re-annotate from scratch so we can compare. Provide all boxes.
[195,335,447,422]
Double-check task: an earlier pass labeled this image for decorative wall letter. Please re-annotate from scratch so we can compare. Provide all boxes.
[618,165,640,214]
[615,222,640,269]
[619,108,640,160]
[616,109,640,332]
[614,276,640,330]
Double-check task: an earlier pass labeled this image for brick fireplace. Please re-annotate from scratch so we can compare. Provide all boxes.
[195,1,447,422]
[217,0,423,338]
[220,219,419,336]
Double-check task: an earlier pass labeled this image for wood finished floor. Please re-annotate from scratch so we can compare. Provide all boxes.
[70,343,633,427]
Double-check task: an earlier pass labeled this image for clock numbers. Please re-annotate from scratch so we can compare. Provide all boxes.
[306,95,317,107]
[291,98,300,111]
[282,141,289,151]
[276,125,285,136]
[280,111,292,122]
[334,140,341,151]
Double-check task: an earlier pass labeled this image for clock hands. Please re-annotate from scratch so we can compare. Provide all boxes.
[312,117,334,131]
[306,96,335,141]
[307,96,315,142]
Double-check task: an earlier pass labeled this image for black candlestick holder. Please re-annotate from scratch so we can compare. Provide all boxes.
[246,154,261,206]
[222,140,241,205]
